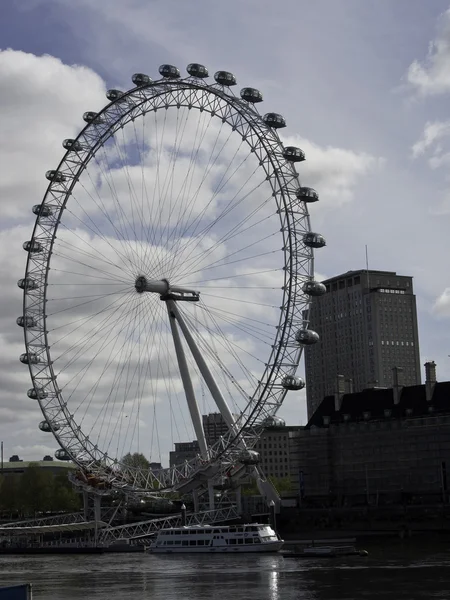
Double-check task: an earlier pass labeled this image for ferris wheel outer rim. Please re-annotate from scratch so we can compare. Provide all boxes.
[21,72,315,490]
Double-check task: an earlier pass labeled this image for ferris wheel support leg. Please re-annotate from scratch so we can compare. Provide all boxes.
[167,300,238,437]
[193,489,200,513]
[167,303,209,460]
[208,480,215,511]
[235,485,242,515]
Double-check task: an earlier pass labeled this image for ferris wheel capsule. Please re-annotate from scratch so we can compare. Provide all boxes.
[28,387,48,400]
[296,187,319,203]
[159,64,180,79]
[283,146,305,162]
[131,73,152,86]
[32,204,53,217]
[238,449,260,465]
[262,416,286,428]
[295,329,320,345]
[16,315,36,328]
[281,375,305,390]
[17,278,38,291]
[186,63,208,78]
[39,420,61,433]
[20,352,39,364]
[302,281,327,296]
[303,232,326,248]
[263,113,286,129]
[45,170,66,183]
[62,139,82,152]
[23,240,42,253]
[214,71,237,86]
[240,87,263,103]
[83,111,103,124]
[55,448,71,461]
[106,89,125,101]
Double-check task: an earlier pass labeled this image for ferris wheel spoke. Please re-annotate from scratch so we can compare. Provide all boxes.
[181,304,261,391]
[74,170,144,273]
[68,293,147,423]
[51,248,132,284]
[176,212,276,279]
[161,138,252,277]
[48,288,136,355]
[94,296,157,454]
[191,196,275,263]
[168,178,269,279]
[92,296,148,455]
[151,108,218,275]
[94,140,143,253]
[51,290,137,368]
[64,199,138,275]
[184,267,282,286]
[53,295,140,395]
[201,291,279,309]
[107,127,153,273]
[57,225,136,278]
[165,122,233,253]
[199,304,276,340]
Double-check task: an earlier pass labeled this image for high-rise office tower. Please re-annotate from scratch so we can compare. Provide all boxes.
[202,413,230,447]
[305,270,421,418]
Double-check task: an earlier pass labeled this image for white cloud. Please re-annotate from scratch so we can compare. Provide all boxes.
[0,49,106,220]
[406,8,450,96]
[411,120,450,157]
[290,137,381,208]
[433,288,450,317]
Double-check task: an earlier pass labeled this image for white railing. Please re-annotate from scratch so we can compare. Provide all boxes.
[2,512,85,528]
[99,505,240,543]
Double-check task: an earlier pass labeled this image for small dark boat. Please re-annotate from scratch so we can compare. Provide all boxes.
[282,545,368,558]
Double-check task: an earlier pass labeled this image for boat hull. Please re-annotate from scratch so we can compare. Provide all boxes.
[148,541,283,554]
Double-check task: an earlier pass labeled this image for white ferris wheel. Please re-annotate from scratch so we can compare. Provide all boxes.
[18,63,326,498]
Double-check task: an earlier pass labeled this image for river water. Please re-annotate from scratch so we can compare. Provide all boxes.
[1,541,450,599]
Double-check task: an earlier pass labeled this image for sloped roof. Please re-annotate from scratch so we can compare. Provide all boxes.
[307,381,450,427]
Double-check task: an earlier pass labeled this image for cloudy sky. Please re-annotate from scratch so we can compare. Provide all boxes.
[2,0,450,466]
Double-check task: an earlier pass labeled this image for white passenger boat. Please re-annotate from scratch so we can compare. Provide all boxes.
[148,523,284,553]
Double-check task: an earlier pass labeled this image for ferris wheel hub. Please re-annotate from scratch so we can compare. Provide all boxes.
[135,276,200,300]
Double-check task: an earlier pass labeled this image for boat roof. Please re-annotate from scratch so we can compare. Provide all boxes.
[160,523,269,531]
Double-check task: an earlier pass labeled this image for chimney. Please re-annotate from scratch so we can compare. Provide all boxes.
[334,374,346,412]
[345,378,353,394]
[366,380,378,389]
[425,361,437,402]
[392,366,404,405]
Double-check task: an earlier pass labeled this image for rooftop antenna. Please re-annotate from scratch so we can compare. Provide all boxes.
[365,245,370,290]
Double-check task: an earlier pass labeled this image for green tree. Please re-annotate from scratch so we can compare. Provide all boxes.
[121,452,150,470]
[0,474,20,515]
[269,476,294,494]
[51,474,81,512]
[19,464,54,515]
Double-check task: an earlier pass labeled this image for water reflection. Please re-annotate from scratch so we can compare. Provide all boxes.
[0,543,449,600]
[269,568,279,600]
